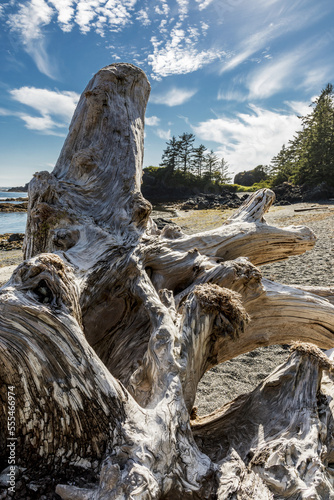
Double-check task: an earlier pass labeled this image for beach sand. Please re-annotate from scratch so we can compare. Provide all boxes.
[0,202,332,416]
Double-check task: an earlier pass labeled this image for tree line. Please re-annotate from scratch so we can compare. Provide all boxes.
[270,83,334,187]
[160,132,232,184]
[157,83,334,189]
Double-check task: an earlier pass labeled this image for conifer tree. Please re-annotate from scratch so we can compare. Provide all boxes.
[192,144,207,177]
[205,150,219,181]
[178,132,195,173]
[270,83,334,186]
[160,136,180,173]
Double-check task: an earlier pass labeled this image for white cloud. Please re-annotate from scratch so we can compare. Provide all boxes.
[156,128,171,140]
[74,0,97,33]
[176,0,188,20]
[136,8,151,26]
[48,0,75,32]
[148,23,224,79]
[154,0,169,16]
[145,116,160,126]
[19,114,65,133]
[3,86,80,135]
[150,87,197,106]
[193,104,304,174]
[10,87,79,121]
[285,100,312,117]
[195,0,214,10]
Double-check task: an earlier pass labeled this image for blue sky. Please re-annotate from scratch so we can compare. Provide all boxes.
[1,0,334,186]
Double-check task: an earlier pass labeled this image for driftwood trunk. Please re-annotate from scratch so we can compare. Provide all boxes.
[1,63,334,499]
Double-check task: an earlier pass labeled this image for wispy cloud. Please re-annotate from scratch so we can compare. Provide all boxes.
[6,0,137,77]
[247,39,332,99]
[156,128,171,140]
[7,0,56,78]
[2,86,80,135]
[247,53,299,99]
[219,1,325,74]
[221,24,276,74]
[285,100,312,117]
[193,104,304,174]
[217,88,248,102]
[150,87,197,106]
[195,0,214,10]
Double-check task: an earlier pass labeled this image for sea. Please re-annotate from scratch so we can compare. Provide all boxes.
[0,191,28,235]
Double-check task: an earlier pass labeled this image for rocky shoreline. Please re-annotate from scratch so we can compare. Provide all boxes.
[0,233,24,251]
[0,202,28,212]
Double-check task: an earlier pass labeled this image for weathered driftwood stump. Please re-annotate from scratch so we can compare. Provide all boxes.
[1,63,334,499]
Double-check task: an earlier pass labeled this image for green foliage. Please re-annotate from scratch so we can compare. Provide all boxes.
[144,164,233,192]
[144,166,161,175]
[154,132,273,193]
[159,133,232,182]
[227,180,271,192]
[270,83,334,187]
[234,165,268,186]
[220,183,239,192]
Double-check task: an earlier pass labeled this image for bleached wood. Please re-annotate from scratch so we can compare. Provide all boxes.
[192,344,334,499]
[0,63,333,499]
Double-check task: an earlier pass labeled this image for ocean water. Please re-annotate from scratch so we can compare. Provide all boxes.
[0,191,27,200]
[0,191,28,234]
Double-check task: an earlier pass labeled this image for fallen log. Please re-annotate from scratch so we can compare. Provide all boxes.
[294,206,334,212]
[0,63,333,499]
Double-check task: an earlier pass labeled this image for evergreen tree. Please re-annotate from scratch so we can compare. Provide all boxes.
[160,136,180,173]
[192,144,207,177]
[204,150,219,181]
[270,144,296,184]
[216,157,232,183]
[295,83,334,185]
[178,133,195,173]
[270,83,334,186]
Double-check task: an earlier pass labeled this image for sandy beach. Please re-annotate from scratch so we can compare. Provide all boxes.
[0,201,333,417]
[152,201,334,414]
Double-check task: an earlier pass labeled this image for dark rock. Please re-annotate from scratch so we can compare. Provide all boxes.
[272,182,334,204]
[6,183,29,193]
[8,233,24,242]
[0,202,28,213]
[152,218,177,230]
[0,233,24,251]
[272,182,303,204]
[178,189,243,210]
[302,182,334,202]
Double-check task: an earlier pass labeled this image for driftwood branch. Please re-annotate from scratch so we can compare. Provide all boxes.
[0,63,333,499]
